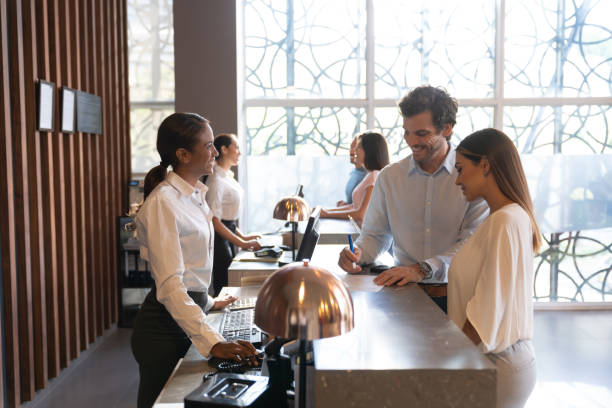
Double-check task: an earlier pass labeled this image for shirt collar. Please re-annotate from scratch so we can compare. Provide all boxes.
[407,142,456,175]
[166,171,208,197]
[213,162,234,178]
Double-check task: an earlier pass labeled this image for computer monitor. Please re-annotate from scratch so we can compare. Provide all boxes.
[295,206,321,262]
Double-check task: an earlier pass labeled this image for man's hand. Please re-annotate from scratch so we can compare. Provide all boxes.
[338,246,362,273]
[336,200,348,206]
[211,294,238,310]
[373,264,424,286]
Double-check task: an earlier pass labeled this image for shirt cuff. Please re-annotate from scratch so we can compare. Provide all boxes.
[424,257,446,283]
[205,294,215,312]
[191,331,225,357]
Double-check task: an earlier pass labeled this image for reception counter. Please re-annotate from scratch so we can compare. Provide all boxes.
[154,274,495,407]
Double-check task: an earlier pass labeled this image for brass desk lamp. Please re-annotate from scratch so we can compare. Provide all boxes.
[272,196,310,261]
[255,261,355,408]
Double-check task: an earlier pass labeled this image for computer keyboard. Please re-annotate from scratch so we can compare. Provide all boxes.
[220,308,262,344]
[228,297,257,311]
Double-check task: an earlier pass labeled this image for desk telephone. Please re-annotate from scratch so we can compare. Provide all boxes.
[185,339,295,408]
[208,353,264,374]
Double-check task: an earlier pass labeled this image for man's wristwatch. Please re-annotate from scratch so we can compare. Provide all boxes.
[418,262,433,281]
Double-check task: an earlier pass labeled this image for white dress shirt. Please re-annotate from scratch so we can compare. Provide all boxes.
[356,147,489,282]
[135,171,224,356]
[448,203,534,354]
[205,163,244,220]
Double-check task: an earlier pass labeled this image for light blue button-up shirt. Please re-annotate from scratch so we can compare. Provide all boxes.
[356,147,489,282]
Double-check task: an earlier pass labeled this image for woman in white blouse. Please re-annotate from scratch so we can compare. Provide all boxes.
[449,128,541,408]
[205,133,261,296]
[131,114,257,408]
[320,132,389,226]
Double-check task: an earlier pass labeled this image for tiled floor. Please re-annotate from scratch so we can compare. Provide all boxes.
[23,310,612,408]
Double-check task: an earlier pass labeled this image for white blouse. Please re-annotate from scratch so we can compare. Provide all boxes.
[205,163,244,221]
[448,203,534,354]
[135,171,224,356]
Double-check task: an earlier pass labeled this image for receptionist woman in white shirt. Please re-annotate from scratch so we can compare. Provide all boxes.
[131,114,257,408]
[205,133,261,296]
[449,128,540,408]
[320,132,390,226]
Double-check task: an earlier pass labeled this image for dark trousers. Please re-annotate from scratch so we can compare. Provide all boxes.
[211,219,237,296]
[131,287,208,408]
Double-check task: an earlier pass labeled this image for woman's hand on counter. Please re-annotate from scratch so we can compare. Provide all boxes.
[239,239,262,251]
[211,294,238,310]
[210,340,259,363]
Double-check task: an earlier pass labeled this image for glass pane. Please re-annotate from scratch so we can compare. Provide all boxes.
[244,0,366,99]
[130,107,175,173]
[535,228,612,302]
[374,0,495,99]
[505,0,612,97]
[503,105,612,154]
[245,156,358,233]
[374,106,494,157]
[246,107,365,155]
[128,0,175,101]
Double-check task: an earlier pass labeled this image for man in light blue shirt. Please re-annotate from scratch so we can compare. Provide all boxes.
[338,86,489,285]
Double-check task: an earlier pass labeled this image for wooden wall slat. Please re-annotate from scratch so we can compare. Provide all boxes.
[35,0,61,381]
[92,0,103,337]
[1,0,130,403]
[110,0,119,322]
[71,0,89,351]
[7,0,36,400]
[22,0,49,391]
[48,0,71,369]
[59,0,80,360]
[0,0,21,404]
[86,0,100,342]
[121,0,131,205]
[103,0,112,330]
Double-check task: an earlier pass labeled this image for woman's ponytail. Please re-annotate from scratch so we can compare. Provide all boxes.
[143,163,169,200]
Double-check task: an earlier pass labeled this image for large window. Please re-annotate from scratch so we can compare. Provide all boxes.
[128,0,175,174]
[242,0,612,302]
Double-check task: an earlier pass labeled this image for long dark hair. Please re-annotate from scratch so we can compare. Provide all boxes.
[456,128,541,251]
[143,112,209,200]
[213,133,235,161]
[359,132,390,171]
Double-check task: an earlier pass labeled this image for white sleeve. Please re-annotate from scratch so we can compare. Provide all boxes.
[205,177,224,219]
[142,197,224,356]
[465,215,522,353]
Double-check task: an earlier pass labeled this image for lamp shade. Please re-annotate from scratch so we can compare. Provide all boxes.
[254,261,354,340]
[272,196,310,222]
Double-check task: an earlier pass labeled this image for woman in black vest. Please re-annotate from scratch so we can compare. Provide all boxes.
[131,113,257,408]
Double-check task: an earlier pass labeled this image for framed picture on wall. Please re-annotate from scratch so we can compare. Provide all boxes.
[37,80,55,131]
[61,86,76,133]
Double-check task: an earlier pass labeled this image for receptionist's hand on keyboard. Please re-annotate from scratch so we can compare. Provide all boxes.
[210,340,259,364]
[211,294,238,310]
[338,246,362,273]
[373,264,422,286]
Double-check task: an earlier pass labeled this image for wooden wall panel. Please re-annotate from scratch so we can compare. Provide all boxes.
[0,0,130,405]
[22,0,49,391]
[7,0,36,401]
[0,0,21,404]
[35,0,61,380]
